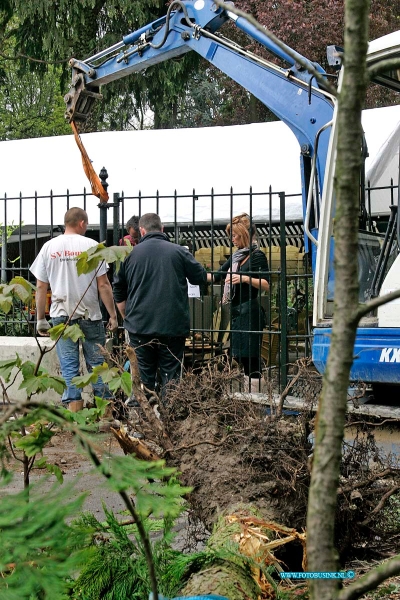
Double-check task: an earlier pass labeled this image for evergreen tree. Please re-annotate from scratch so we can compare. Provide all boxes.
[1,0,398,136]
[8,0,200,132]
[0,64,70,140]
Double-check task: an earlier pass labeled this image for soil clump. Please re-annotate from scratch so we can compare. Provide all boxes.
[158,363,313,532]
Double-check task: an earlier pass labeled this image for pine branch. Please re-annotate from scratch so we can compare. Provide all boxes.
[0,51,69,65]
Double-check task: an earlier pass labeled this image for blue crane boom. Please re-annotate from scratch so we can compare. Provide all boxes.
[65,0,335,230]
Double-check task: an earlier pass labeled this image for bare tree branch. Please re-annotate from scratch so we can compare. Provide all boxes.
[0,51,70,65]
[351,288,400,325]
[276,358,312,417]
[337,468,396,494]
[360,484,400,526]
[338,555,400,600]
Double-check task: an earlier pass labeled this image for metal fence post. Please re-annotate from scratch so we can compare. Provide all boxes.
[1,226,7,283]
[113,192,121,246]
[99,167,109,244]
[98,168,110,326]
[279,191,288,390]
[1,196,6,283]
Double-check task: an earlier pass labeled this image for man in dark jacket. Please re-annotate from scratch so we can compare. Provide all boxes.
[113,213,207,398]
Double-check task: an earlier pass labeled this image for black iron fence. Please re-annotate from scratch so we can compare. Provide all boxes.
[1,180,395,390]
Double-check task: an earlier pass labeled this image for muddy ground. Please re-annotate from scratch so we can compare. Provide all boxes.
[2,429,128,518]
[0,426,204,552]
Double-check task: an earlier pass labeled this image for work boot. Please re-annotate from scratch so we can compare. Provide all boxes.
[68,400,84,412]
[103,401,115,419]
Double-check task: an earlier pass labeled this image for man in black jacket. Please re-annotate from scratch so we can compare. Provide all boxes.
[113,213,207,399]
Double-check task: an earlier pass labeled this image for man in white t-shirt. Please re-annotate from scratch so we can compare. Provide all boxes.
[30,207,118,410]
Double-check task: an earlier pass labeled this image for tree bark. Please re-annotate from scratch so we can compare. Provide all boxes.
[306,0,371,598]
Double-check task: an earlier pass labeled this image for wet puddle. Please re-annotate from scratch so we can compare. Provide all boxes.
[344,425,400,459]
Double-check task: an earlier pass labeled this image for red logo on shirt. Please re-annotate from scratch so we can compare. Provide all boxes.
[50,250,82,259]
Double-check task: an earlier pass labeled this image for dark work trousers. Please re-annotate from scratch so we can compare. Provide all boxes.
[128,333,185,401]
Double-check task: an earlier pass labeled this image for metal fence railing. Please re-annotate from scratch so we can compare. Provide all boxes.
[1,179,395,390]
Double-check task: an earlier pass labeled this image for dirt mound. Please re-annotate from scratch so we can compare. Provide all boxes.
[161,363,313,531]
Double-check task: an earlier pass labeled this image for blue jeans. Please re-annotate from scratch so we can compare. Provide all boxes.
[52,317,112,404]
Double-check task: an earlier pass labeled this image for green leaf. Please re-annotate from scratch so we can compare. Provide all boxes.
[36,457,64,484]
[83,364,132,396]
[95,362,110,372]
[35,456,48,468]
[106,371,132,396]
[99,365,120,383]
[44,462,64,484]
[9,282,31,303]
[99,455,192,522]
[43,375,66,394]
[76,243,107,275]
[13,428,54,457]
[71,363,110,390]
[9,276,36,293]
[18,375,45,395]
[71,371,98,388]
[106,376,122,392]
[20,360,36,379]
[0,354,22,382]
[0,293,13,314]
[76,243,131,275]
[49,323,66,341]
[95,245,132,274]
[120,371,133,396]
[19,373,66,396]
[63,323,85,342]
[94,396,110,413]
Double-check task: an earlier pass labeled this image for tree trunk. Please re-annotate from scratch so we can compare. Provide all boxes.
[179,508,306,598]
[306,0,371,598]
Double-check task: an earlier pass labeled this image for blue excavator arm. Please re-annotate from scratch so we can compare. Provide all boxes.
[65,0,335,217]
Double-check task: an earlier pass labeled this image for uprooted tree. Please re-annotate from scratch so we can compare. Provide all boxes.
[117,348,399,598]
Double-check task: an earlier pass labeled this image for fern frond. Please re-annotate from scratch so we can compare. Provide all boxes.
[0,481,90,599]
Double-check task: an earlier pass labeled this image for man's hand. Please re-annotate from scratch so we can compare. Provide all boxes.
[107,316,118,333]
[37,318,51,336]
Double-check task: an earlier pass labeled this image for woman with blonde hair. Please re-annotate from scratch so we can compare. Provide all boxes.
[209,213,269,381]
